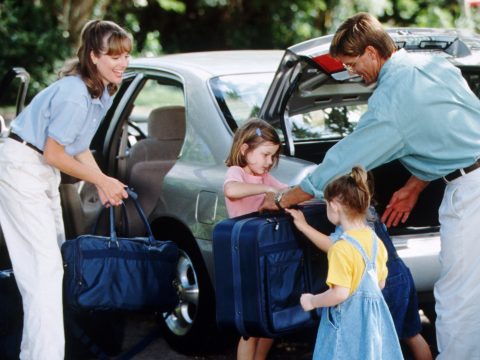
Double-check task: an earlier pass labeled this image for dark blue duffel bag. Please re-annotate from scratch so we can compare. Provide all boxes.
[61,188,179,312]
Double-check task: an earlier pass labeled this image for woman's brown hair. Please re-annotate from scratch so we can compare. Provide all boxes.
[59,20,132,98]
[329,12,396,59]
[324,166,371,218]
[225,118,282,169]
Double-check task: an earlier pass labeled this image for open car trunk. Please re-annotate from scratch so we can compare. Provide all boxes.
[259,29,480,236]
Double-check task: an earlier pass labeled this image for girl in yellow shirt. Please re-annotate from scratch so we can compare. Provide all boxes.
[286,166,403,359]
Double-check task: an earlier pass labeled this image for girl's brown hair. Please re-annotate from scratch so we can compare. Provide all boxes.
[59,20,132,98]
[225,118,282,169]
[324,166,371,218]
[329,12,396,59]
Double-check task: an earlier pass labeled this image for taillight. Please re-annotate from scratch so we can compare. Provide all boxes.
[312,54,345,74]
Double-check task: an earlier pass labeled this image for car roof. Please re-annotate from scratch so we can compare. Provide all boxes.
[128,50,284,78]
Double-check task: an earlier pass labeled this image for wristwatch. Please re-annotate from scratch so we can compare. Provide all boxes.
[274,191,285,210]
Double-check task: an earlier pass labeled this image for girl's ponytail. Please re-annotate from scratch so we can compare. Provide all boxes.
[324,166,371,217]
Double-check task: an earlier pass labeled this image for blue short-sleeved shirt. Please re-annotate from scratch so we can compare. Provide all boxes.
[300,49,480,198]
[11,75,112,156]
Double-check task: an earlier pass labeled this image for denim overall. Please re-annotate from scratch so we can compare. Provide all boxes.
[312,232,403,360]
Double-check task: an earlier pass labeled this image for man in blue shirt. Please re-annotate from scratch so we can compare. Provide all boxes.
[262,12,480,359]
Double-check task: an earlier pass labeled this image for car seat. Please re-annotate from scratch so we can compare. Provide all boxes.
[126,105,186,231]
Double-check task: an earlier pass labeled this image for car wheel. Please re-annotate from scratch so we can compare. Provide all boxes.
[157,239,218,353]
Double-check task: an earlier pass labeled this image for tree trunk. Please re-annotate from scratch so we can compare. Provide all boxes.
[61,0,111,47]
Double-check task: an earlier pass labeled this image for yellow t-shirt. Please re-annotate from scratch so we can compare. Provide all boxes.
[326,228,388,295]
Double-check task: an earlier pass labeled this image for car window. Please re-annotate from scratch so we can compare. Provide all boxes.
[210,73,275,131]
[129,78,185,139]
[461,71,480,98]
[112,75,187,184]
[289,104,368,141]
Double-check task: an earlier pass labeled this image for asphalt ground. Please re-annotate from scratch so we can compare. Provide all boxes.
[84,307,438,360]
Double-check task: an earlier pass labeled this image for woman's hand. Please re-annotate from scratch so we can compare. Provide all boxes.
[96,176,128,206]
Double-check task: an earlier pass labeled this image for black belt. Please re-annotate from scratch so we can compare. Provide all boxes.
[8,132,43,155]
[444,159,480,182]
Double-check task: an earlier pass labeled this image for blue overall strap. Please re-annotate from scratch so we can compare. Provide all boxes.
[341,231,378,271]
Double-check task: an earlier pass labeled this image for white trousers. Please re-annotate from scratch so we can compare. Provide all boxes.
[436,167,480,360]
[0,139,65,360]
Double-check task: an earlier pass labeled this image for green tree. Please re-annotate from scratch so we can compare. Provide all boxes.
[0,0,471,100]
[0,0,70,98]
[0,0,113,99]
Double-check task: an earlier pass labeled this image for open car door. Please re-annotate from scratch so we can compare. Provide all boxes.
[0,67,30,267]
[258,35,361,157]
[0,67,30,134]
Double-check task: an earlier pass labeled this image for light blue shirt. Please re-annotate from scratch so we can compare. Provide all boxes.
[300,49,480,198]
[11,75,112,156]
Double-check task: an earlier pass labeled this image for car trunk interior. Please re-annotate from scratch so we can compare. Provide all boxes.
[276,61,447,235]
[291,141,443,235]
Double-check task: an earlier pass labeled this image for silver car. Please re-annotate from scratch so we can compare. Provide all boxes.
[2,28,480,352]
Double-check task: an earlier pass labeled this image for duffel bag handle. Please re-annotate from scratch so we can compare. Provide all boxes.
[108,188,156,246]
[93,201,129,236]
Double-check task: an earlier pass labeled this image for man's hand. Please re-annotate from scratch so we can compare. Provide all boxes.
[381,176,429,227]
[260,191,278,212]
[259,185,313,212]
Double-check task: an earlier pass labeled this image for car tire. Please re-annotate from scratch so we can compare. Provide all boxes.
[157,236,219,354]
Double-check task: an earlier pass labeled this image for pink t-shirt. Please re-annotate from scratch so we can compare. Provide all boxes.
[224,166,288,218]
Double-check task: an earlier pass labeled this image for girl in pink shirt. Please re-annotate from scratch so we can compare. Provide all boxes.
[224,118,287,360]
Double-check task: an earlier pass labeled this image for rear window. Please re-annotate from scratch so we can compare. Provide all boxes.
[289,104,368,141]
[210,73,275,131]
[461,70,480,98]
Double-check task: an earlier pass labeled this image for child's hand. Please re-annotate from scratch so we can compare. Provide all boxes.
[285,208,307,227]
[300,293,315,311]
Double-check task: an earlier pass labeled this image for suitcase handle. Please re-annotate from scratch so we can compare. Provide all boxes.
[107,188,156,246]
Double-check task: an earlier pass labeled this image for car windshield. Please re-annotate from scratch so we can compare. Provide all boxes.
[210,73,274,131]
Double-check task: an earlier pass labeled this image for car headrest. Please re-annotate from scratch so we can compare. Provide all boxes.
[147,106,186,141]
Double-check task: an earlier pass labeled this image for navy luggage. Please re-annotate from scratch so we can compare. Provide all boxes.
[213,203,334,338]
[0,269,22,360]
[62,188,179,312]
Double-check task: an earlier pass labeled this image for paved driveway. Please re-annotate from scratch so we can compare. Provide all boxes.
[116,310,437,360]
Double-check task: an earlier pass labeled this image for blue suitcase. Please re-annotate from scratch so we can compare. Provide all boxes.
[0,269,22,360]
[213,203,334,338]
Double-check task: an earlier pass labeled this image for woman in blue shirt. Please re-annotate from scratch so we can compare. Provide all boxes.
[0,20,132,359]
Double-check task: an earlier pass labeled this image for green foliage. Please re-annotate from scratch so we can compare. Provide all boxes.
[0,0,70,101]
[325,107,355,136]
[0,0,472,102]
[106,0,466,54]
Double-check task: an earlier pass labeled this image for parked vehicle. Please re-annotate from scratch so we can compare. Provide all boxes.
[2,28,480,352]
